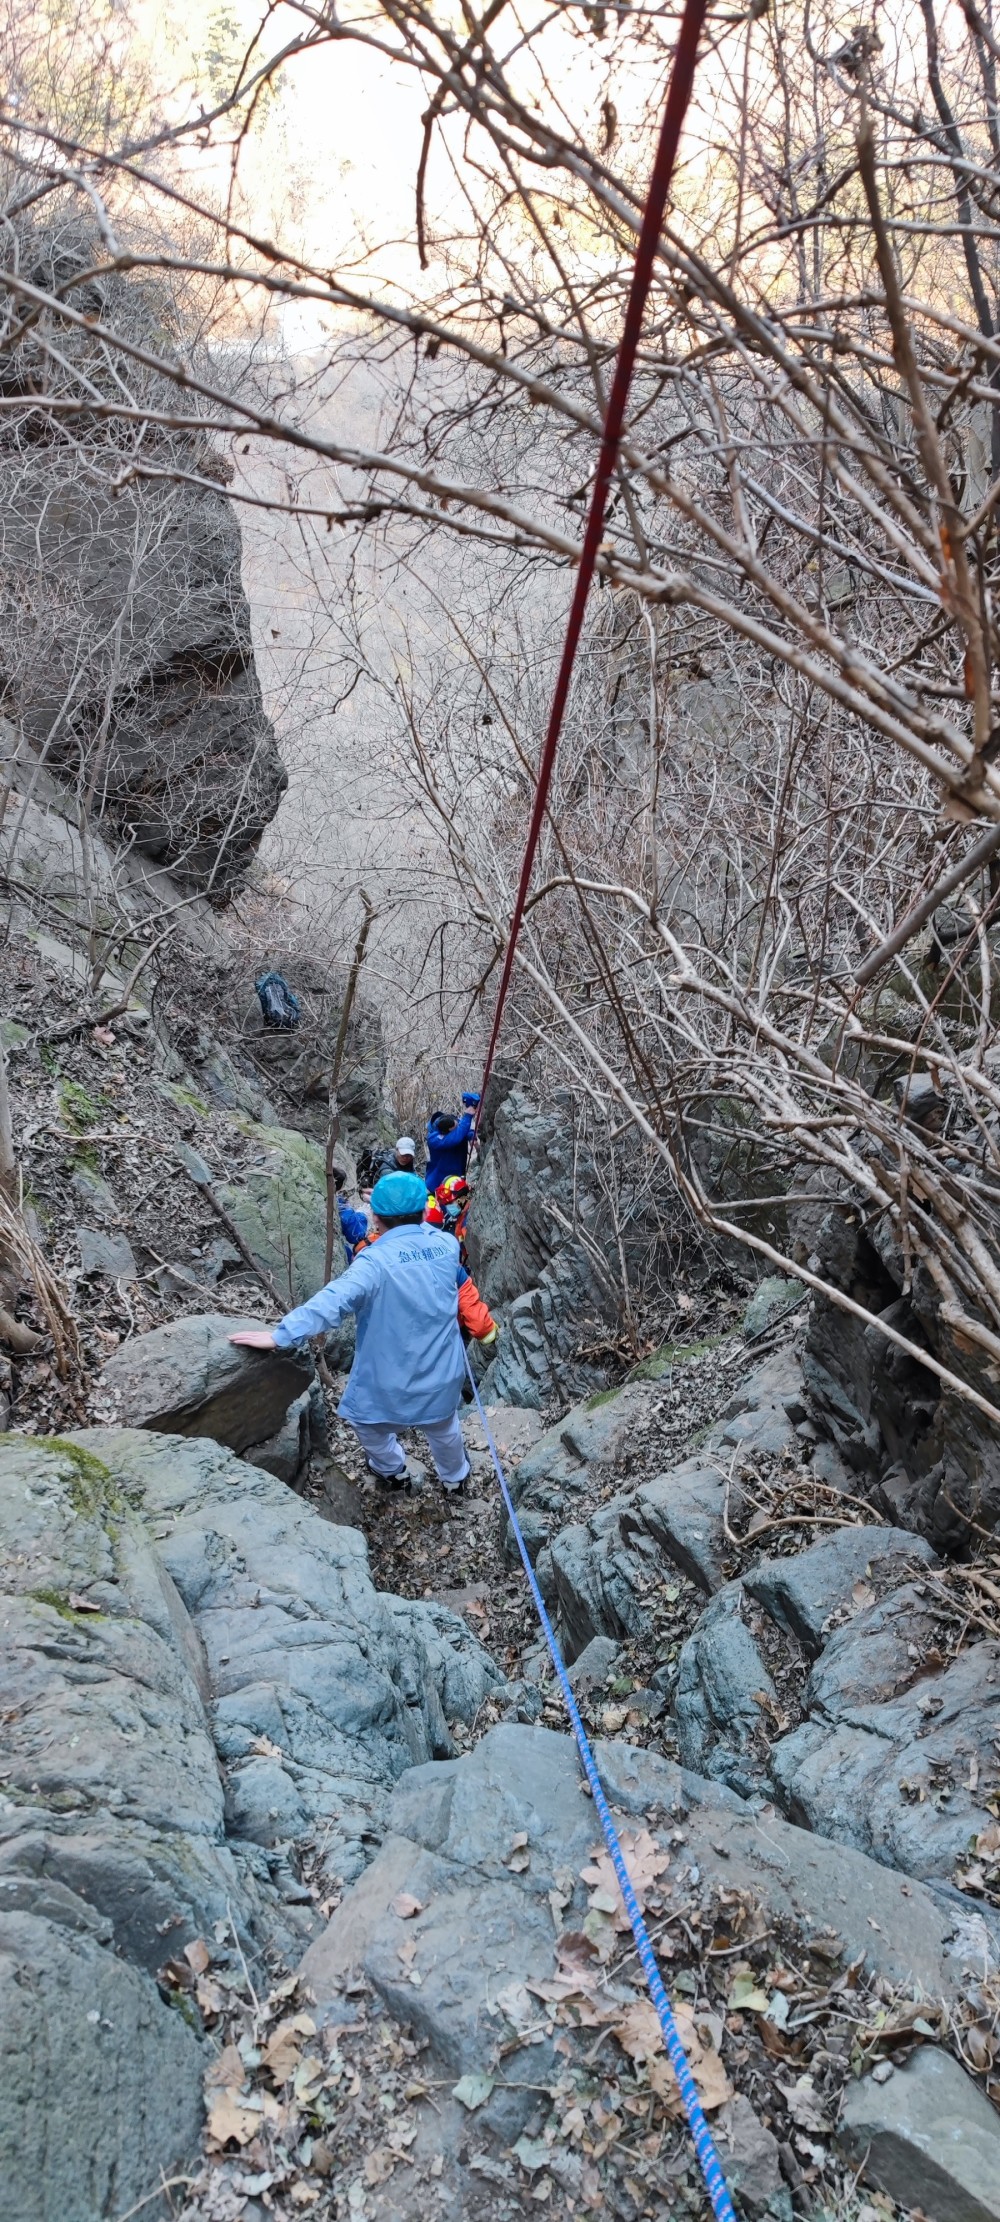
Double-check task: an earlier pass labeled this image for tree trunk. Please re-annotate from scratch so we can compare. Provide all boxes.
[324,895,375,1283]
[0,1031,15,1202]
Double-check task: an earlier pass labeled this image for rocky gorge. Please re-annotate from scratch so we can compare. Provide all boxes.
[2,290,1000,2222]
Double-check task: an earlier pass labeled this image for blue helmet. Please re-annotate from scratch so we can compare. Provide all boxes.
[370,1170,430,1218]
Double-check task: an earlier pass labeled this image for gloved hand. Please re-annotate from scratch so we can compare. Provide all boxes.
[462,1091,481,1107]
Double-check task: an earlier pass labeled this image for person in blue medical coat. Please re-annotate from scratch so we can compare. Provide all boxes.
[230,1169,470,1495]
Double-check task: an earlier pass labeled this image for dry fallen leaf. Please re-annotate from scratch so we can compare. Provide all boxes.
[613,1997,662,2064]
[966,2023,996,2071]
[262,2013,316,2084]
[206,2043,245,2091]
[293,2056,326,2103]
[364,2147,397,2185]
[496,1979,535,2030]
[580,1831,669,1930]
[183,1937,211,1975]
[390,1892,423,1920]
[206,2091,260,2148]
[777,2075,831,2132]
[648,2003,733,2115]
[68,1591,101,1613]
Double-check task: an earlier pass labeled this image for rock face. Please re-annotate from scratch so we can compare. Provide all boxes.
[215,1123,338,1310]
[73,1429,505,1888]
[837,2045,1000,2222]
[0,1426,504,2215]
[0,1905,203,2222]
[521,1347,803,1659]
[301,1723,997,2141]
[466,1087,620,1409]
[99,1313,315,1455]
[0,1434,249,1972]
[792,1176,1000,1541]
[513,1341,1000,1899]
[672,1520,1000,1890]
[0,446,285,894]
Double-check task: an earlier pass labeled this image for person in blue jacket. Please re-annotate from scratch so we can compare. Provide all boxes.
[230,1170,470,1495]
[424,1093,480,1191]
[332,1169,368,1257]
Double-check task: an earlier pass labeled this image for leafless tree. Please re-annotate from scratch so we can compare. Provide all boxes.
[10,0,1000,1413]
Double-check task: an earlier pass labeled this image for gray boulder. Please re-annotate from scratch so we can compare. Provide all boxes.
[0,1434,251,1971]
[76,1428,506,1892]
[744,1525,937,1653]
[508,1384,649,1512]
[742,1276,800,1339]
[75,1226,139,1280]
[836,2045,1000,2222]
[544,1494,664,1660]
[214,1124,353,1361]
[532,1348,805,1657]
[566,1634,621,1693]
[0,1906,203,2222]
[674,1584,778,1798]
[0,284,285,892]
[633,1455,733,1592]
[672,1513,1000,1888]
[770,1588,1000,1883]
[301,1723,997,2147]
[714,2096,787,2217]
[99,1312,314,1456]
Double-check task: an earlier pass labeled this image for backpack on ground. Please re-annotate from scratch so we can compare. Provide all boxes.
[255,970,301,1031]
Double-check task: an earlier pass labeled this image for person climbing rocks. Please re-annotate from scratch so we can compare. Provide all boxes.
[423,1172,493,1396]
[332,1168,368,1258]
[424,1094,480,1191]
[374,1135,418,1180]
[229,1170,473,1495]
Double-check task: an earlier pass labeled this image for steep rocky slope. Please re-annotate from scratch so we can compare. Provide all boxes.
[1,348,999,2218]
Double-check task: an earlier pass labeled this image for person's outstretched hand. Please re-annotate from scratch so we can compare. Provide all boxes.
[230,1330,278,1351]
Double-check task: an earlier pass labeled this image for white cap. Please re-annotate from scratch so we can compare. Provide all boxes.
[396,1137,417,1156]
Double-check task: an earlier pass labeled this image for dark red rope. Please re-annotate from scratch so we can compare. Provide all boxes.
[476,0,709,1116]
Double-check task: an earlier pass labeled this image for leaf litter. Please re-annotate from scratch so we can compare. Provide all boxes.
[181,1793,1000,2222]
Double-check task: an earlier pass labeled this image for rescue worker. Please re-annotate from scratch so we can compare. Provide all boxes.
[361,1181,494,1342]
[424,1094,480,1190]
[230,1170,474,1496]
[428,1173,470,1247]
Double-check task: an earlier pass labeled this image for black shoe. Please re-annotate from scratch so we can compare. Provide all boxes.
[367,1459,412,1494]
[440,1471,469,1499]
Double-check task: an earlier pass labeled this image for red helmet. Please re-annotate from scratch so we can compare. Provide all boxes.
[423,1196,445,1226]
[436,1175,469,1207]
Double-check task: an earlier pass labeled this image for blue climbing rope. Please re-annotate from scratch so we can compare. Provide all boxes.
[464,1357,737,2222]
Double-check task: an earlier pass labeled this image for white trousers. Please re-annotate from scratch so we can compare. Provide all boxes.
[352,1411,470,1489]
